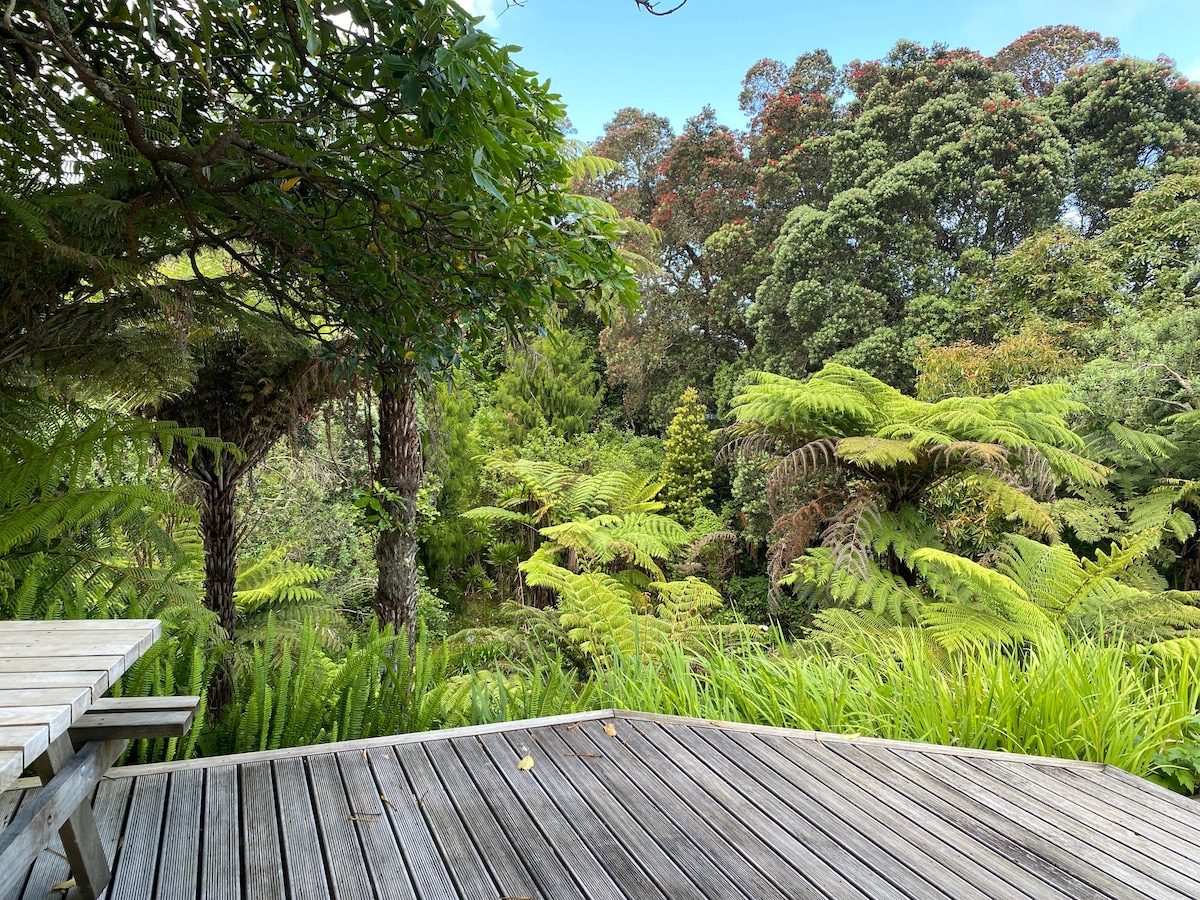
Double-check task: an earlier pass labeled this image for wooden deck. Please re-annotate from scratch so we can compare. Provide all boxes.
[4,709,1200,899]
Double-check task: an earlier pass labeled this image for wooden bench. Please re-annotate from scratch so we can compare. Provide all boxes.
[1,694,199,900]
[69,695,200,742]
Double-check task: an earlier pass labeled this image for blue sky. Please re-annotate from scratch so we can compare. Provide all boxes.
[459,0,1200,143]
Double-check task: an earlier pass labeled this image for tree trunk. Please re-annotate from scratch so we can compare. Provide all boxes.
[197,469,238,713]
[373,371,422,650]
[199,472,239,639]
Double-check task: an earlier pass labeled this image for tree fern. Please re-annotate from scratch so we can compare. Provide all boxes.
[726,363,1108,603]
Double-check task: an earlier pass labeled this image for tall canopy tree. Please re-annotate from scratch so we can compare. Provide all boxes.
[749,41,1069,386]
[1049,57,1200,233]
[990,25,1120,98]
[2,0,636,643]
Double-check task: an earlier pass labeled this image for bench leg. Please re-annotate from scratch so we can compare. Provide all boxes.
[35,735,111,900]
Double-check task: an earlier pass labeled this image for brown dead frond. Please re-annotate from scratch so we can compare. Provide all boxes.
[715,431,786,466]
[930,441,1008,476]
[1014,445,1057,501]
[679,530,739,577]
[820,491,883,582]
[766,439,838,511]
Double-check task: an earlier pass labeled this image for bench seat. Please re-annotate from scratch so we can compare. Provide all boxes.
[68,695,200,742]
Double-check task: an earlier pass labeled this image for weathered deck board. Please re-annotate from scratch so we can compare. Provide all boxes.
[759,733,1072,900]
[546,721,748,900]
[6,710,1199,900]
[273,756,329,900]
[308,752,376,900]
[923,751,1200,898]
[826,741,1113,900]
[968,756,1200,875]
[335,750,417,900]
[365,746,466,900]
[693,725,1001,900]
[240,761,286,900]
[652,721,903,899]
[201,765,242,900]
[886,747,1171,899]
[154,768,202,900]
[615,720,827,899]
[454,732,630,900]
[396,740,524,899]
[492,728,676,900]
[109,773,167,900]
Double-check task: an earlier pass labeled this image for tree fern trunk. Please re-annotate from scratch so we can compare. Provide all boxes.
[373,371,421,650]
[199,473,239,639]
[198,472,238,713]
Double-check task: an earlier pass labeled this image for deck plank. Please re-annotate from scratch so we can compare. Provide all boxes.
[1060,767,1200,850]
[273,755,330,900]
[692,725,1007,900]
[368,745,485,900]
[498,726,694,900]
[968,756,1200,875]
[551,720,753,900]
[20,774,136,900]
[91,775,136,900]
[400,740,538,899]
[886,747,1167,899]
[307,752,376,900]
[465,730,640,900]
[109,773,168,900]
[154,768,202,900]
[435,734,590,899]
[241,760,287,900]
[201,765,242,900]
[758,734,1073,900]
[336,750,417,900]
[611,720,827,900]
[655,721,916,899]
[927,753,1200,898]
[821,742,1112,900]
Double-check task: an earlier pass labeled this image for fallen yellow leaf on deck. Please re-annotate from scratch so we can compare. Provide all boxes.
[516,754,535,771]
[603,722,617,737]
[51,879,75,895]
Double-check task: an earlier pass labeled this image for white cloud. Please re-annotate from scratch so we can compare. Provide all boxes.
[457,0,500,29]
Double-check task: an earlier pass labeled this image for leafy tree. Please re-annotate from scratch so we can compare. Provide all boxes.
[148,324,337,638]
[991,25,1120,97]
[661,387,714,524]
[1049,57,1200,232]
[3,0,636,645]
[914,326,1081,401]
[974,170,1200,329]
[750,42,1069,386]
[725,363,1106,597]
[597,107,755,426]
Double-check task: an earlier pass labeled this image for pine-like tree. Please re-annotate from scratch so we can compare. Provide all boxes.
[662,388,714,524]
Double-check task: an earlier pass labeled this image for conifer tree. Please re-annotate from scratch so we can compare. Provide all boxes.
[662,388,714,524]
[492,330,604,444]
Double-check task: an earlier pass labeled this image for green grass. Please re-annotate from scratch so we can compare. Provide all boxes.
[595,631,1200,776]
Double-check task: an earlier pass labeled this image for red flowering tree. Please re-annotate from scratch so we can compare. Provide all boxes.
[991,24,1120,97]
